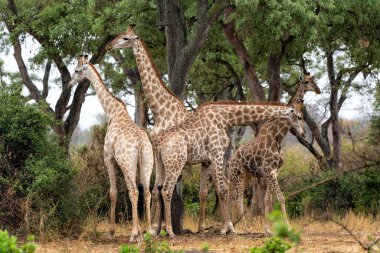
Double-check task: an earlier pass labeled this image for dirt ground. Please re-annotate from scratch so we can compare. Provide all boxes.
[36,213,380,253]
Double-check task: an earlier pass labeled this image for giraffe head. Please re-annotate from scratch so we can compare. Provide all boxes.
[106,25,140,50]
[288,100,306,138]
[68,55,91,87]
[300,72,320,94]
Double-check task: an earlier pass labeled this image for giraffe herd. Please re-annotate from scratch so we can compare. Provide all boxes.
[69,26,321,242]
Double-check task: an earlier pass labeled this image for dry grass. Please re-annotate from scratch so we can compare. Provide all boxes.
[36,212,380,253]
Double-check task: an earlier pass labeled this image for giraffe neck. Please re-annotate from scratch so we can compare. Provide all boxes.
[259,118,291,144]
[132,40,189,128]
[87,64,132,121]
[196,102,291,129]
[288,82,304,105]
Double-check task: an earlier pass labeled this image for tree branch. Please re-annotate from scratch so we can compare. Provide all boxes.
[163,0,229,97]
[221,4,265,101]
[42,59,52,99]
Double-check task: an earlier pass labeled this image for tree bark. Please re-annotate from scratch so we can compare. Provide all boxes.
[221,5,265,101]
[133,84,148,129]
[159,0,229,97]
[326,49,341,170]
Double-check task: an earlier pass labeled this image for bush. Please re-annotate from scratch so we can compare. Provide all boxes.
[250,209,300,253]
[286,168,380,216]
[119,232,183,253]
[0,230,37,253]
[0,84,82,237]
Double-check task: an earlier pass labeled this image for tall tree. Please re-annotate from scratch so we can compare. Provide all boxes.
[0,0,155,151]
[157,0,229,97]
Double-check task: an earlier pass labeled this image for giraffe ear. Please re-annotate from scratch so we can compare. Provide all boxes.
[77,55,83,65]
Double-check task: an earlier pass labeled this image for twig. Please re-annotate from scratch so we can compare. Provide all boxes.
[233,210,248,226]
[286,175,338,200]
[332,218,380,251]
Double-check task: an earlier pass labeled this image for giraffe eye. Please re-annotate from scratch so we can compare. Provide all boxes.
[304,81,309,84]
[75,70,79,73]
[123,37,129,41]
[297,116,302,120]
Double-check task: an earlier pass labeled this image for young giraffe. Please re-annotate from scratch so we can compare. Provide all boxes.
[106,27,192,230]
[226,73,320,232]
[68,55,154,242]
[226,100,305,233]
[198,73,321,232]
[155,101,300,237]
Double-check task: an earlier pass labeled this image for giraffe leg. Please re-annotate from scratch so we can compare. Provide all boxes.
[269,171,290,227]
[140,143,154,235]
[210,162,236,235]
[198,164,210,233]
[161,169,182,238]
[160,145,187,238]
[263,171,289,234]
[104,155,117,238]
[116,151,140,242]
[236,179,249,233]
[263,182,272,234]
[151,153,165,234]
[127,184,140,242]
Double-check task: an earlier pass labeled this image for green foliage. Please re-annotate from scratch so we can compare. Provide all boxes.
[250,209,300,253]
[200,243,210,252]
[287,168,380,216]
[0,85,52,162]
[0,84,82,236]
[119,244,139,253]
[0,230,37,253]
[119,232,183,253]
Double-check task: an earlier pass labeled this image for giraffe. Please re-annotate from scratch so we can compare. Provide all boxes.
[106,27,192,231]
[106,26,190,134]
[68,55,154,242]
[154,101,301,237]
[226,100,305,233]
[197,73,320,232]
[250,72,320,214]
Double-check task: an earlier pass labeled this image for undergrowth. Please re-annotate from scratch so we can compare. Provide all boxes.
[0,230,37,253]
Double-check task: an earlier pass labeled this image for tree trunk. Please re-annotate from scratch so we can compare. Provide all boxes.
[133,84,148,129]
[159,0,229,97]
[326,49,341,170]
[221,6,265,101]
[267,54,282,101]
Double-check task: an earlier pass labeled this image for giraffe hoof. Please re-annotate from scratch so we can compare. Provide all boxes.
[129,234,140,243]
[198,225,206,233]
[228,223,237,235]
[264,224,272,235]
[220,228,227,235]
[147,229,156,236]
[229,229,237,235]
[108,230,115,239]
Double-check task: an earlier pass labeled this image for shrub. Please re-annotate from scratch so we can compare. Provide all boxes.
[0,230,37,253]
[119,232,184,253]
[286,168,380,216]
[250,209,300,253]
[0,84,82,237]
